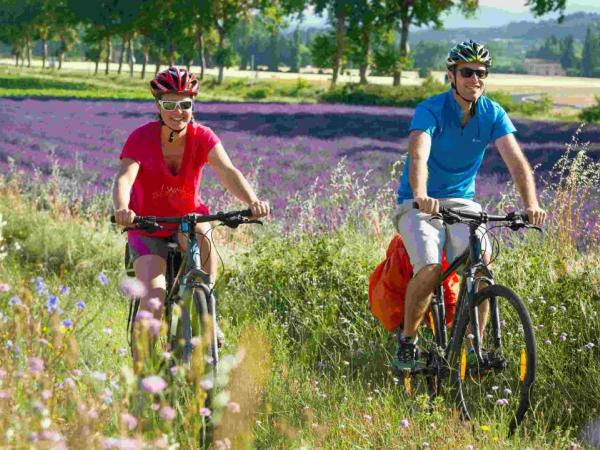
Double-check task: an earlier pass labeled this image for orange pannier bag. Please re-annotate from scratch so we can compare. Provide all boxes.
[369,234,460,332]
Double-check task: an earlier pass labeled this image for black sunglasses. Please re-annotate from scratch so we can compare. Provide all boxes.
[457,67,488,79]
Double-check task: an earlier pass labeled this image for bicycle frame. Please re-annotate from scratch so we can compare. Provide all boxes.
[427,221,497,366]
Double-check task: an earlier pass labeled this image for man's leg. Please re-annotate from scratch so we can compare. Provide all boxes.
[402,263,442,339]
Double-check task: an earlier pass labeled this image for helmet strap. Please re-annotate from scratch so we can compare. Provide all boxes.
[451,68,476,116]
[160,118,186,143]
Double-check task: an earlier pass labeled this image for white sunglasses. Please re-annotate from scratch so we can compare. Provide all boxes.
[158,99,193,111]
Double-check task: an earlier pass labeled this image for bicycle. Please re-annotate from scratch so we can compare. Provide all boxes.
[111,209,261,447]
[399,204,541,435]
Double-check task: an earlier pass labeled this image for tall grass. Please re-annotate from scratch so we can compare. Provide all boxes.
[0,132,598,448]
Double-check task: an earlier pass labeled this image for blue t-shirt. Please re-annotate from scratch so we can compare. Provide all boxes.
[397,89,516,202]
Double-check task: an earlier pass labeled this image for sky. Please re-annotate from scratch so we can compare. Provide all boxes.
[299,0,600,29]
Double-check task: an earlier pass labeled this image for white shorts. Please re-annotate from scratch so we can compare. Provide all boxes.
[392,198,491,274]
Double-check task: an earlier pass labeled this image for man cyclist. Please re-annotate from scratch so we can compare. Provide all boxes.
[112,66,269,369]
[391,40,546,371]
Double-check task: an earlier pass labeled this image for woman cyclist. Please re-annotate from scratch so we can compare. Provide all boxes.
[112,66,269,369]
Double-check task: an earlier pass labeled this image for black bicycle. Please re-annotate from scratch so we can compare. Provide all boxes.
[112,209,261,446]
[401,204,540,435]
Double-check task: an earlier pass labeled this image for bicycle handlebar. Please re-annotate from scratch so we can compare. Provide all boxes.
[110,209,262,232]
[411,201,534,229]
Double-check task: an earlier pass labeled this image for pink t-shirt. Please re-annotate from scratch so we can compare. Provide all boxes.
[120,121,220,237]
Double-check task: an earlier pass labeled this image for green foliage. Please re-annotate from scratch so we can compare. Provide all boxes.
[310,32,337,70]
[486,91,553,116]
[320,77,446,107]
[412,40,448,73]
[581,26,600,78]
[580,96,600,123]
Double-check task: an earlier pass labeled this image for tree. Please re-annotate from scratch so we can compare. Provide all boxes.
[581,26,600,78]
[559,35,578,71]
[310,32,338,71]
[346,0,384,84]
[312,0,354,88]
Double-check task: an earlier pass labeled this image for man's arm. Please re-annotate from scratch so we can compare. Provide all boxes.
[408,130,438,214]
[207,143,269,218]
[495,133,546,225]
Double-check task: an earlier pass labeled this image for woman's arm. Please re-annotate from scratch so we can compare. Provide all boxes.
[207,143,269,218]
[112,158,140,226]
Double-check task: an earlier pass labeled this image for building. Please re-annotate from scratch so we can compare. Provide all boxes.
[523,58,566,76]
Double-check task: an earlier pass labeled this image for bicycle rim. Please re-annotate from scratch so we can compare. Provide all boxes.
[451,284,536,435]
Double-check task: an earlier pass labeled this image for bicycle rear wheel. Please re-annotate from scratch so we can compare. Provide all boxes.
[450,284,536,435]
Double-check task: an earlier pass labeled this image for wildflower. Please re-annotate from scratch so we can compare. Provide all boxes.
[0,283,9,292]
[559,333,568,342]
[101,437,143,450]
[118,348,128,357]
[141,375,167,394]
[103,327,113,336]
[151,403,161,411]
[200,407,212,417]
[97,272,109,286]
[148,297,161,311]
[101,389,113,405]
[28,357,45,374]
[215,438,232,450]
[75,300,86,310]
[41,389,52,400]
[121,413,138,430]
[480,425,490,431]
[545,339,552,345]
[145,318,162,337]
[0,369,6,379]
[584,343,595,350]
[46,295,59,313]
[120,277,147,299]
[495,399,509,406]
[62,319,73,328]
[466,446,474,450]
[88,408,99,419]
[8,296,21,306]
[91,371,107,381]
[159,406,176,421]
[135,310,153,321]
[40,417,52,429]
[0,390,9,399]
[59,285,70,295]
[363,414,372,422]
[34,277,48,295]
[400,418,409,429]
[39,338,49,346]
[63,378,76,388]
[38,430,63,442]
[226,402,241,413]
[72,369,82,377]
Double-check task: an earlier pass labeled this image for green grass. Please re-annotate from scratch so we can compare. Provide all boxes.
[0,143,598,447]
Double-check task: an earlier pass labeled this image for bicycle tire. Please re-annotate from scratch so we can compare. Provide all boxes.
[449,284,536,435]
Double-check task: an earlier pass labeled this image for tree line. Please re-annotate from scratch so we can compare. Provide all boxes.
[526,25,600,77]
[0,0,568,87]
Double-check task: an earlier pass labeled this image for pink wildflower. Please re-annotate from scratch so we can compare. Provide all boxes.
[28,357,44,374]
[226,402,241,413]
[200,407,212,417]
[0,283,9,292]
[121,413,138,430]
[159,406,176,421]
[148,297,162,311]
[141,375,167,394]
[400,418,410,429]
[120,277,147,298]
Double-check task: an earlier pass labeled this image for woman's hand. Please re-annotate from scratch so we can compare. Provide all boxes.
[249,200,270,219]
[114,208,136,226]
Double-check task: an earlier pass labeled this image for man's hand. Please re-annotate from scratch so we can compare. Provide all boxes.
[114,208,136,226]
[249,200,270,219]
[414,196,439,215]
[526,206,546,226]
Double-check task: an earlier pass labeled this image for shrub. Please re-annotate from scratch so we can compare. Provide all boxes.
[245,86,272,100]
[319,77,446,107]
[580,96,600,123]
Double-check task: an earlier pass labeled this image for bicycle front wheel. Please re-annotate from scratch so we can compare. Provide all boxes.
[450,284,536,435]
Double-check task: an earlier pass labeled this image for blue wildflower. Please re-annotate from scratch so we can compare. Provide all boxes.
[34,277,48,295]
[62,319,73,328]
[97,272,109,286]
[75,300,86,310]
[8,296,21,306]
[59,285,70,295]
[46,295,60,313]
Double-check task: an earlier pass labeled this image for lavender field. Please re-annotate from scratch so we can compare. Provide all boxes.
[1,97,599,213]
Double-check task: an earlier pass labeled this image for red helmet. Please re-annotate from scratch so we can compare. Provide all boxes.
[150,66,199,98]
